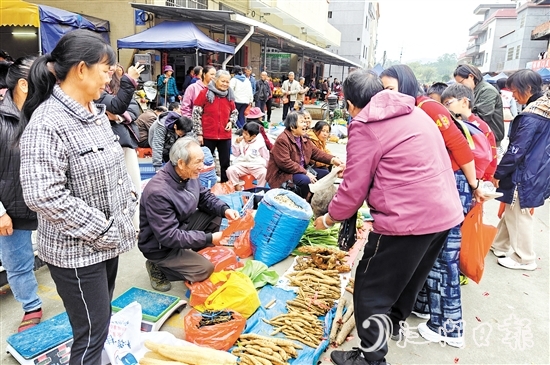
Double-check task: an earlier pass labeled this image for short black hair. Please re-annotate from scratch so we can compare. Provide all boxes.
[342,69,383,109]
[312,120,330,133]
[168,102,180,111]
[427,82,448,97]
[174,116,193,133]
[441,83,474,110]
[154,105,168,113]
[453,64,483,85]
[496,78,507,90]
[380,64,423,98]
[284,111,301,131]
[233,65,242,75]
[243,121,260,136]
[193,65,203,76]
[506,69,542,97]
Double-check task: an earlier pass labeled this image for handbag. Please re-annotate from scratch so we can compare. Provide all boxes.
[244,104,251,116]
[338,212,358,251]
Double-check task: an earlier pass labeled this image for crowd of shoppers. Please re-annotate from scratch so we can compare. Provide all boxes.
[3,27,550,365]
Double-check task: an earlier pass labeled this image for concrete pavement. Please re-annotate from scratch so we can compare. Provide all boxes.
[1,104,548,365]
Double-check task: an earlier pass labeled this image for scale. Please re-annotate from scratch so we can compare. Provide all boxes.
[6,287,186,364]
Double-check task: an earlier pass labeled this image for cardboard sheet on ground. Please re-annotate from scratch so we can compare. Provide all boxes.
[242,285,336,365]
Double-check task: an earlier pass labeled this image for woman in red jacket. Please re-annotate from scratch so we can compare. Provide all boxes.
[380,65,483,348]
[192,70,238,182]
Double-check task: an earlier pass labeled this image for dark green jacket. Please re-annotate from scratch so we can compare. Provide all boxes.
[473,80,504,142]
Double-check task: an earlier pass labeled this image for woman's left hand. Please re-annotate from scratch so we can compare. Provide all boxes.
[314,215,327,230]
[225,121,232,131]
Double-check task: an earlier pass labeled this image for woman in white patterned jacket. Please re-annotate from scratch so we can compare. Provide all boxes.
[16,30,138,365]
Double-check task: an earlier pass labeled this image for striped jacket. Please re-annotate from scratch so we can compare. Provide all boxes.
[19,85,138,268]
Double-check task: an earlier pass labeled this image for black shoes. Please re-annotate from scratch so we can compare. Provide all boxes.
[330,348,389,365]
[145,260,172,292]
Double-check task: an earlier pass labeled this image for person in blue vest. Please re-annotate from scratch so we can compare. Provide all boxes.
[157,65,179,107]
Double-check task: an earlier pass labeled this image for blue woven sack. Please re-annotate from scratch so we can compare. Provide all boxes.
[250,189,313,266]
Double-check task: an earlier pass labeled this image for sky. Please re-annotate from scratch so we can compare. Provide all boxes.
[376,0,513,64]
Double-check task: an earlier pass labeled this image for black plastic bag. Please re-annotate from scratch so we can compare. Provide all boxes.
[280,180,301,196]
[338,212,358,251]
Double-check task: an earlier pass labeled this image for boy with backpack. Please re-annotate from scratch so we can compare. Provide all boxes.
[441,84,497,182]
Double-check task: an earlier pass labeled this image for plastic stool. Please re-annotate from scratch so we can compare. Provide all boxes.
[240,174,256,190]
[137,147,152,158]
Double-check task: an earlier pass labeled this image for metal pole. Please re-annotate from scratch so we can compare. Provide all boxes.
[195,48,199,65]
[37,26,42,55]
[222,25,254,70]
[264,38,267,71]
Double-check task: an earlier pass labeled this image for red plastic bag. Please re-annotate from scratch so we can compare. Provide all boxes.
[184,308,246,351]
[460,203,498,284]
[234,231,252,259]
[186,279,223,308]
[198,246,243,272]
[211,182,235,195]
[220,211,255,257]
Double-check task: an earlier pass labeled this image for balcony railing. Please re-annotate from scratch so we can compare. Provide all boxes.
[166,0,207,9]
[469,21,484,36]
[465,44,480,57]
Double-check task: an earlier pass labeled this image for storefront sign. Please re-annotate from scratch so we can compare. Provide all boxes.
[266,53,291,73]
[531,58,550,71]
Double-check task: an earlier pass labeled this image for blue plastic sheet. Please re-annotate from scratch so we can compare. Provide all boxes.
[242,285,336,365]
[251,189,313,266]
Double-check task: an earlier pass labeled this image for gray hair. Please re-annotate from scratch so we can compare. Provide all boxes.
[214,69,230,81]
[245,65,253,70]
[261,71,268,76]
[288,72,295,76]
[299,77,305,81]
[169,137,200,166]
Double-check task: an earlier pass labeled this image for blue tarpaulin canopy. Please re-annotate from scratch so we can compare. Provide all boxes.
[537,68,550,83]
[117,21,235,54]
[369,64,384,76]
[39,5,110,53]
[487,72,508,84]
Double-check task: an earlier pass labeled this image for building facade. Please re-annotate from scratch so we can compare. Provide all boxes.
[465,4,517,73]
[323,1,379,80]
[500,2,550,71]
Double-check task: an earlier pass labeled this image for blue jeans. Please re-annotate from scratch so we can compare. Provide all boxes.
[293,167,329,199]
[0,230,41,312]
[159,95,175,108]
[235,102,249,128]
[413,170,472,337]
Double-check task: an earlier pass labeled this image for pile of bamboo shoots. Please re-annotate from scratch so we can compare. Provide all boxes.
[262,312,324,348]
[140,341,237,365]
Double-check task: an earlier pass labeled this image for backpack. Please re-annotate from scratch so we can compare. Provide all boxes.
[453,117,492,179]
[417,98,492,179]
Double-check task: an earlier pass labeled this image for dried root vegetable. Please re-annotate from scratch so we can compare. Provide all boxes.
[335,316,356,346]
[330,301,357,346]
[285,268,342,315]
[233,334,302,365]
[143,341,236,365]
[262,312,324,348]
[294,247,350,272]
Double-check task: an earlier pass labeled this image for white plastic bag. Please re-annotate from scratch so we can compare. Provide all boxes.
[104,301,142,365]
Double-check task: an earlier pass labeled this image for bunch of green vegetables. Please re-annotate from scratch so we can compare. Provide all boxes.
[293,220,340,255]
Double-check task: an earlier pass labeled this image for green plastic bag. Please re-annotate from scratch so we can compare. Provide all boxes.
[237,260,279,289]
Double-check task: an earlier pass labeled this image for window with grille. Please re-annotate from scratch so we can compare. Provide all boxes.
[520,14,526,28]
[328,11,332,18]
[166,0,207,9]
[507,47,514,61]
[516,45,521,59]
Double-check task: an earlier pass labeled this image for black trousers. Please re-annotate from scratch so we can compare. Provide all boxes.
[354,230,450,362]
[282,101,295,121]
[203,138,231,182]
[48,257,119,365]
[152,210,220,283]
[266,98,273,122]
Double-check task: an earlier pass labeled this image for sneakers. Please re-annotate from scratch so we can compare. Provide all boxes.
[146,260,172,292]
[330,348,388,365]
[490,247,508,258]
[417,322,464,348]
[497,257,537,271]
[411,311,430,320]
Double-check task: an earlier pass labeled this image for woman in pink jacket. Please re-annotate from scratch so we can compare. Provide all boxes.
[315,70,463,365]
[180,65,216,118]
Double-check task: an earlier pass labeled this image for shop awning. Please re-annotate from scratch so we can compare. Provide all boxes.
[117,21,235,54]
[0,0,39,27]
[129,3,361,68]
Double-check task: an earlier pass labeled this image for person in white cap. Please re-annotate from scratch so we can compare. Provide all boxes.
[157,65,179,107]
